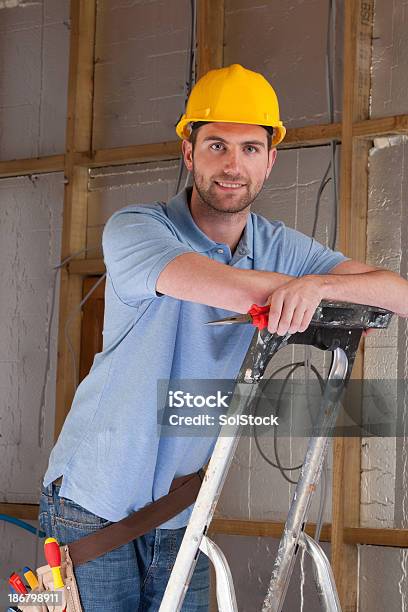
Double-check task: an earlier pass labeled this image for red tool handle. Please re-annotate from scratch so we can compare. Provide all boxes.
[44,538,62,568]
[9,572,28,594]
[248,304,270,330]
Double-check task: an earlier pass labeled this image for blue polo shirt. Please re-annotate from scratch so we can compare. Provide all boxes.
[43,187,348,525]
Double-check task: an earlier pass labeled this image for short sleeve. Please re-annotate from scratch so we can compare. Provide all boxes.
[282,226,349,276]
[102,206,194,306]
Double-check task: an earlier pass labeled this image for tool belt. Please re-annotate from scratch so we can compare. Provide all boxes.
[26,468,205,612]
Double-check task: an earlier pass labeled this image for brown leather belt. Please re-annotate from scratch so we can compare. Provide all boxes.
[57,469,205,567]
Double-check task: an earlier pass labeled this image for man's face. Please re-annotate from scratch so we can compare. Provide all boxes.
[182,122,277,214]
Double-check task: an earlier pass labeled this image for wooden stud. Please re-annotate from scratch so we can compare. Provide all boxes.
[54,0,97,440]
[79,277,105,383]
[197,0,225,78]
[2,502,406,550]
[1,114,408,179]
[0,504,40,521]
[332,1,374,610]
[75,141,182,168]
[281,123,342,147]
[68,258,106,276]
[208,519,332,543]
[210,521,408,549]
[0,155,64,179]
[344,527,408,548]
[353,114,408,138]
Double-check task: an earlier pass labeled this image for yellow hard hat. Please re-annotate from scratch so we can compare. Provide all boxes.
[176,64,286,146]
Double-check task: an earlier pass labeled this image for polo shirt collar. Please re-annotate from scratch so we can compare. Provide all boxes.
[166,187,254,260]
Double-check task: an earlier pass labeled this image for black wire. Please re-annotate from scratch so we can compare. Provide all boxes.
[253,361,325,485]
[330,140,338,250]
[326,0,334,124]
[314,0,339,248]
[175,0,196,195]
[254,0,338,530]
[312,162,332,239]
[327,0,339,250]
[174,158,185,196]
[186,0,196,100]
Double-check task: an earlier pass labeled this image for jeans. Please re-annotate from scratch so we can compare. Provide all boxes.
[39,483,209,612]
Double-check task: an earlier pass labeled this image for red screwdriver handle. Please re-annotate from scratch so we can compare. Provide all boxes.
[44,538,62,567]
[9,572,28,594]
[248,304,270,330]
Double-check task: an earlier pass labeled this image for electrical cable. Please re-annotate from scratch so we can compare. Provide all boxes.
[327,0,339,250]
[252,0,339,546]
[37,247,101,448]
[253,362,325,484]
[2,244,105,572]
[313,0,338,543]
[0,514,45,537]
[183,168,192,190]
[312,0,338,247]
[311,162,331,239]
[37,266,59,449]
[330,139,339,250]
[175,0,196,195]
[325,0,335,124]
[174,156,186,197]
[26,246,103,570]
[64,272,107,392]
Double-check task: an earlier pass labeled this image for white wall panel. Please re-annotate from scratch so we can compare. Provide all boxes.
[224,0,344,128]
[0,0,69,160]
[93,0,191,148]
[0,172,64,507]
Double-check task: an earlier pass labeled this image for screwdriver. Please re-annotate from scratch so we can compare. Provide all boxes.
[44,537,65,589]
[8,573,27,594]
[206,303,270,330]
[22,566,39,590]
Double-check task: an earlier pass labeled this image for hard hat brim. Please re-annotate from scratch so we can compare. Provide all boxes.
[176,116,286,146]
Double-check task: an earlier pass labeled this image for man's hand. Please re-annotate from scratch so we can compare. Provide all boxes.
[266,275,325,336]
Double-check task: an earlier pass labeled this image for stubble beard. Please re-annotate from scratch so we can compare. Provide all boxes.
[192,168,264,216]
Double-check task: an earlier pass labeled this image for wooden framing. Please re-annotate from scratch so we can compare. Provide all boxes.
[74,141,182,169]
[53,0,97,439]
[0,503,40,521]
[2,114,408,179]
[1,499,408,550]
[68,258,106,276]
[209,519,408,549]
[79,278,105,383]
[1,0,408,605]
[332,1,374,610]
[197,0,225,77]
[0,155,64,179]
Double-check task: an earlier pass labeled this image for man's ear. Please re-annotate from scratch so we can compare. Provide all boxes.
[182,140,193,172]
[265,147,277,180]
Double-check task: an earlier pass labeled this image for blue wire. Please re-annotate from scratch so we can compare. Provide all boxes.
[0,514,45,538]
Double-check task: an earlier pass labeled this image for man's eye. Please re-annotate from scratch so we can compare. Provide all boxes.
[210,143,224,150]
[246,145,258,153]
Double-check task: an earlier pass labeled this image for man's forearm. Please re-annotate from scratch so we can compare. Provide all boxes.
[320,269,408,316]
[157,253,293,312]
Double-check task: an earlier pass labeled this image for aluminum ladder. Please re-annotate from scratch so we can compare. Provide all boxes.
[159,300,392,612]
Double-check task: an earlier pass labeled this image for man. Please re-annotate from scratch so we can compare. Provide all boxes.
[40,64,408,611]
